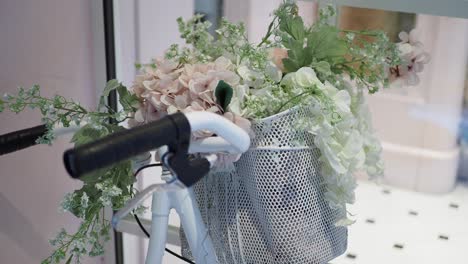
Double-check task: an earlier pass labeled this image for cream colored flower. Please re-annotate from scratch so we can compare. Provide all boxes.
[228,84,249,116]
[294,67,324,88]
[237,65,264,88]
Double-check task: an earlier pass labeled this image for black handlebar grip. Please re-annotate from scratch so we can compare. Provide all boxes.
[179,157,211,187]
[64,113,187,178]
[0,125,47,156]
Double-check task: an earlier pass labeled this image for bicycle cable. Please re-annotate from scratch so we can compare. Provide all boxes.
[133,163,196,264]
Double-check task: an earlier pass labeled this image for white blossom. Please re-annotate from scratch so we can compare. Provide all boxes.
[96,180,123,207]
[279,68,383,224]
[59,193,76,213]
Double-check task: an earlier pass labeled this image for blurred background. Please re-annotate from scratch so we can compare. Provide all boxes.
[1,0,467,263]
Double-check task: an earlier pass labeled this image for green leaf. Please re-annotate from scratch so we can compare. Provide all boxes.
[306,25,347,62]
[103,79,121,97]
[311,60,332,76]
[78,170,106,189]
[215,80,233,111]
[279,16,305,42]
[117,86,139,113]
[71,125,108,146]
[102,123,126,134]
[101,81,136,113]
[97,96,106,111]
[282,58,300,73]
[0,98,4,112]
[281,36,314,72]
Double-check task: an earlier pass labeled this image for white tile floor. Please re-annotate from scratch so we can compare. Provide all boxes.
[163,180,468,264]
[332,180,468,264]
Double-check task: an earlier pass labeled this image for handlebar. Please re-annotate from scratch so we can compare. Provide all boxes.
[184,111,250,153]
[63,112,250,187]
[0,122,83,156]
[0,125,47,156]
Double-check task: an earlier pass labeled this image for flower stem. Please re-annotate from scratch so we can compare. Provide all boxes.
[257,17,277,47]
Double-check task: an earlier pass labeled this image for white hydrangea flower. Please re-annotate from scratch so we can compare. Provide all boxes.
[237,65,264,88]
[265,62,282,83]
[321,81,351,115]
[292,67,324,88]
[351,90,385,179]
[278,68,383,223]
[280,71,297,88]
[228,84,249,116]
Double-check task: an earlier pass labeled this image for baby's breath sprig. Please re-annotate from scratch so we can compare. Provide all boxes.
[1,85,90,144]
[337,29,402,93]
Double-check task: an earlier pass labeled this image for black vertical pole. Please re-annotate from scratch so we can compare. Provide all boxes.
[102,0,124,263]
[103,0,118,118]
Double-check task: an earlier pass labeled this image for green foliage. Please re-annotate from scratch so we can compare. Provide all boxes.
[276,6,346,73]
[1,83,136,263]
[215,80,234,112]
[45,122,133,263]
[1,85,90,144]
[279,16,306,42]
[101,79,139,114]
[176,14,215,62]
[71,124,107,146]
[311,60,332,77]
[102,79,120,97]
[171,15,269,71]
[306,25,347,62]
[0,97,5,112]
[117,85,139,113]
[271,2,401,93]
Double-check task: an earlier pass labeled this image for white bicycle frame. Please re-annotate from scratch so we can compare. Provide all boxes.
[54,112,250,264]
[117,112,249,264]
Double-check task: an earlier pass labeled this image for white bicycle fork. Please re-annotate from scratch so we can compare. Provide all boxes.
[145,183,218,264]
[113,167,218,264]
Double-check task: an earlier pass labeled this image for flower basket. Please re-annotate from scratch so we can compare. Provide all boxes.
[181,105,347,264]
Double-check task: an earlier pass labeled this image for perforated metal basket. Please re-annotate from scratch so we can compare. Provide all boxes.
[181,106,348,264]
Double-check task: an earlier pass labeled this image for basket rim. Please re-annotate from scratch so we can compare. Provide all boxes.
[255,105,300,123]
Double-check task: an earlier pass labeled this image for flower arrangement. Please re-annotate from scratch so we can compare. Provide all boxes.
[0,2,428,263]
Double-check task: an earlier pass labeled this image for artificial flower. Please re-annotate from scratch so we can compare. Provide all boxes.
[389,30,430,86]
[268,47,288,72]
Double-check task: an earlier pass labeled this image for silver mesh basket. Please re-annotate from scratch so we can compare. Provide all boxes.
[181,106,348,264]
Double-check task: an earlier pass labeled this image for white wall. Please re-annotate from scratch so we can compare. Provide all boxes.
[365,16,468,192]
[0,0,100,263]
